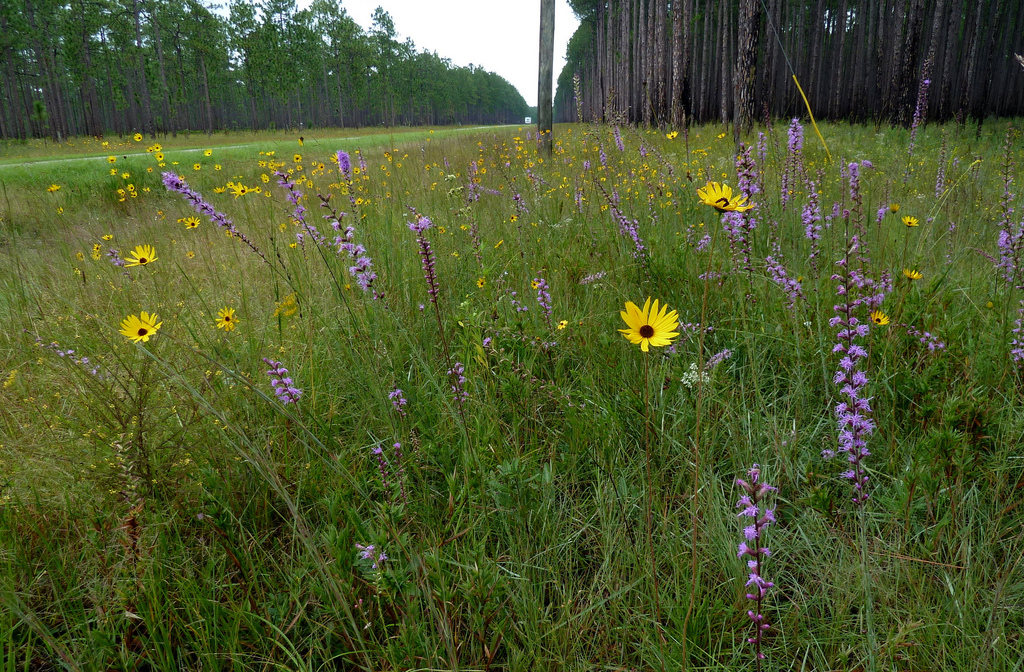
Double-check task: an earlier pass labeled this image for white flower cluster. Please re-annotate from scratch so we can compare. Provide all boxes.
[681,362,711,389]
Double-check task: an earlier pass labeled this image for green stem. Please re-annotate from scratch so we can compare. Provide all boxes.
[642,353,667,669]
[860,504,877,672]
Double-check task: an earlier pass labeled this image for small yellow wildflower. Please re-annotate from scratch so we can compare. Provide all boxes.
[119,312,162,343]
[215,307,238,332]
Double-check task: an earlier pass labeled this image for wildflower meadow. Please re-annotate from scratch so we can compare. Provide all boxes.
[1,118,1023,670]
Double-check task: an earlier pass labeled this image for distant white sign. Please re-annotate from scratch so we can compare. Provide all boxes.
[525,117,532,124]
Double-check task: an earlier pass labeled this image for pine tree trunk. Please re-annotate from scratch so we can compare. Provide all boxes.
[151,4,174,136]
[699,0,712,120]
[671,0,683,126]
[641,0,651,125]
[829,0,848,117]
[734,0,759,136]
[975,0,1003,124]
[654,0,667,125]
[719,0,729,124]
[200,53,213,134]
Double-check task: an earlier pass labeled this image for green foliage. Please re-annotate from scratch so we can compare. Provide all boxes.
[0,0,528,139]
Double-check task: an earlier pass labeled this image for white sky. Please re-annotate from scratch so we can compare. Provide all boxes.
[308,1,581,107]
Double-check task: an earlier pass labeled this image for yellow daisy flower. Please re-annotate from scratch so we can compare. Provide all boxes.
[119,311,162,343]
[215,307,238,332]
[124,244,158,267]
[697,181,753,212]
[193,163,201,171]
[133,133,142,142]
[203,149,212,157]
[902,216,919,227]
[182,216,201,229]
[107,156,116,163]
[619,297,680,352]
[46,184,61,193]
[870,310,890,326]
[476,277,486,288]
[903,268,923,280]
[889,203,900,213]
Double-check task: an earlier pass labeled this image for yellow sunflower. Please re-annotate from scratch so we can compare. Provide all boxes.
[902,216,919,227]
[889,203,900,213]
[133,133,143,142]
[697,181,753,213]
[46,184,61,193]
[203,149,212,157]
[124,244,158,267]
[193,163,201,171]
[619,297,680,352]
[215,307,238,332]
[119,311,162,343]
[903,268,923,280]
[182,216,201,229]
[293,154,302,163]
[229,184,248,198]
[870,310,890,326]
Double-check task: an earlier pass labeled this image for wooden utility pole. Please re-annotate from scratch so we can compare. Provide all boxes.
[538,0,555,155]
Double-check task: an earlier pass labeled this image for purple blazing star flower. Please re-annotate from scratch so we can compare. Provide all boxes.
[736,464,776,667]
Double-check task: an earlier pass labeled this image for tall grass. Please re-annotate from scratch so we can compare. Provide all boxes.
[1,120,1023,671]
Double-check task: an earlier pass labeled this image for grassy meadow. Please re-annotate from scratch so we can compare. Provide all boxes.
[1,119,1023,670]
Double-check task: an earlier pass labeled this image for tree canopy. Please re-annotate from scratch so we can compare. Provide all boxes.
[0,0,530,139]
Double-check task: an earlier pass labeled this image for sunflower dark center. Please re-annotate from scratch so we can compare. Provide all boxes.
[715,197,730,207]
[139,257,147,263]
[224,316,231,321]
[137,328,148,336]
[639,324,655,338]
